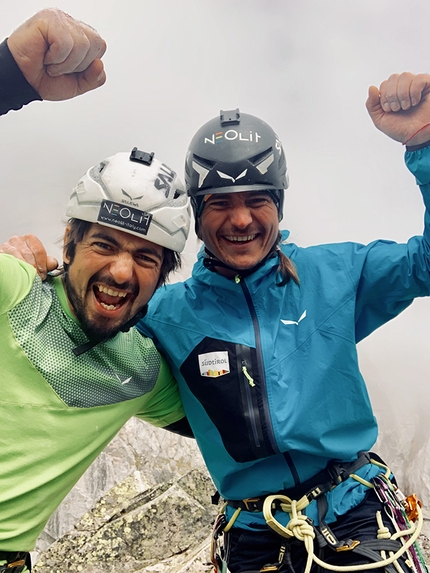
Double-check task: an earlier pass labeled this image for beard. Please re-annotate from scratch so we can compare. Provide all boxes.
[62,270,142,342]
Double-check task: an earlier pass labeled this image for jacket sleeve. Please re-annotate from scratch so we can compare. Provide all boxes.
[351,145,430,342]
[0,38,42,116]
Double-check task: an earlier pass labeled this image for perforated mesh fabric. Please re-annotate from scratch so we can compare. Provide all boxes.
[8,277,161,408]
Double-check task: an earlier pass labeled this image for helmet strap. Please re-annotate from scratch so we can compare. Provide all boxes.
[72,305,148,356]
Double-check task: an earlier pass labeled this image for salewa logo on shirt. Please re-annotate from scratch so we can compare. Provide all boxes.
[281,310,307,326]
[198,351,230,378]
[114,373,132,385]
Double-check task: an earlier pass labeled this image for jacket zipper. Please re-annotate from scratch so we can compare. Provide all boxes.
[238,276,279,457]
[238,346,263,450]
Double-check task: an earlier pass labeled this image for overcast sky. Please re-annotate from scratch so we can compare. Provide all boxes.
[1,0,430,513]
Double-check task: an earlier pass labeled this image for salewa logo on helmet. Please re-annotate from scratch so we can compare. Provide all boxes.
[121,188,142,207]
[155,163,176,198]
[281,310,306,326]
[198,351,230,378]
[216,169,248,183]
[204,130,262,145]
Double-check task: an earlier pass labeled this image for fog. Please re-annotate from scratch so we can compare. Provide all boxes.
[1,0,429,517]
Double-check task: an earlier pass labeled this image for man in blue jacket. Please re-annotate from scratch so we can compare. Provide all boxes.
[5,42,430,573]
[136,76,430,573]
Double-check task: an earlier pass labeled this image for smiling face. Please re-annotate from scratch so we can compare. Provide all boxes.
[62,223,164,340]
[198,191,280,277]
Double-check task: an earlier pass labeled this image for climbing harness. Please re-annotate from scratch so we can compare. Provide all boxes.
[210,454,428,573]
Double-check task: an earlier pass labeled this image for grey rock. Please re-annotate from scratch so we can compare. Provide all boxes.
[34,469,218,573]
[35,418,206,554]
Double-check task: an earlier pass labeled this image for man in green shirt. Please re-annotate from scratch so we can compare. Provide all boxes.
[0,9,191,572]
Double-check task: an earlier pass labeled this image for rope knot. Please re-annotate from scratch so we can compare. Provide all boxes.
[286,514,315,542]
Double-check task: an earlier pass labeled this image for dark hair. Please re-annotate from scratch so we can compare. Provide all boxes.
[63,219,181,286]
[274,232,299,287]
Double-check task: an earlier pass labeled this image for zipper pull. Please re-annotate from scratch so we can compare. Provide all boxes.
[242,365,255,387]
[235,274,241,284]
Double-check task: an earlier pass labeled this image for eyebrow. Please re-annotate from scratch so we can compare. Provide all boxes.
[89,232,164,260]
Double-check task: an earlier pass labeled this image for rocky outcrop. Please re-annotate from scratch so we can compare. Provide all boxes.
[34,469,218,573]
[35,418,207,554]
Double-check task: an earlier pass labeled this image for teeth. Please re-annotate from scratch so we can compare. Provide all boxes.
[225,235,256,242]
[98,285,127,297]
[100,302,120,310]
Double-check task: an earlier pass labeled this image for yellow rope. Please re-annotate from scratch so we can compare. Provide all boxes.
[263,494,315,573]
[261,487,424,573]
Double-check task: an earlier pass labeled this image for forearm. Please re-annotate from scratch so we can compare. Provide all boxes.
[0,38,41,116]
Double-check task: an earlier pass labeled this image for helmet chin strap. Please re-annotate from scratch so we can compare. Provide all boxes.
[203,245,279,278]
[72,305,148,357]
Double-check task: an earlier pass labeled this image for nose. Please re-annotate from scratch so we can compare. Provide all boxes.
[229,204,253,229]
[109,252,135,284]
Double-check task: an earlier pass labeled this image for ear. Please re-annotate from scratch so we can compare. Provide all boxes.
[63,226,71,264]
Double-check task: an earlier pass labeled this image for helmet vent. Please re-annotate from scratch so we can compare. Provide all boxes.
[98,161,108,174]
[249,148,273,165]
[192,154,216,170]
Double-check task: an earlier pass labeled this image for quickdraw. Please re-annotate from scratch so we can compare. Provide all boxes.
[372,474,427,573]
[210,511,229,573]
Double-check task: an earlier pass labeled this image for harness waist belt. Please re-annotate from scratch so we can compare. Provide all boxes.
[227,451,372,512]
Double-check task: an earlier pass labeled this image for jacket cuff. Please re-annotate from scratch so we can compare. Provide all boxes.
[0,38,42,116]
[406,139,430,152]
[405,144,430,186]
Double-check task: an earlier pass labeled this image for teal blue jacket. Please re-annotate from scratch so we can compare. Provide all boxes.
[138,146,430,529]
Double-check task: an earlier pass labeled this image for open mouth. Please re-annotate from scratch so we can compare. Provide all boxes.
[93,285,132,311]
[224,234,257,244]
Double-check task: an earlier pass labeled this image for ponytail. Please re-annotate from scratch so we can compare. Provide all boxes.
[274,233,299,287]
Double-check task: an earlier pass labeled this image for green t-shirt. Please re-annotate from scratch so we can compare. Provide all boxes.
[0,254,185,551]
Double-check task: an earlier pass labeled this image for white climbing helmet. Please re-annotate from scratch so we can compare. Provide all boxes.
[66,148,191,252]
